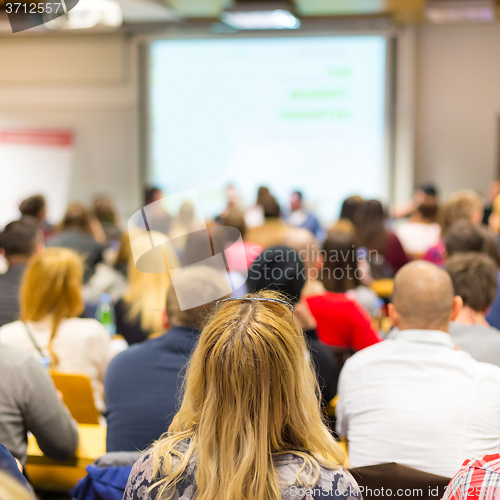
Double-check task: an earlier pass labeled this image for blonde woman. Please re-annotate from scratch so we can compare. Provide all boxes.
[124,291,361,500]
[0,248,112,412]
[114,231,179,344]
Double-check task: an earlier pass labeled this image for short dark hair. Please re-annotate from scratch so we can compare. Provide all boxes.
[445,253,498,312]
[0,218,38,258]
[19,195,45,218]
[292,190,303,200]
[417,202,439,222]
[339,195,363,223]
[419,183,438,197]
[92,195,117,224]
[144,186,162,206]
[445,220,484,257]
[263,197,281,219]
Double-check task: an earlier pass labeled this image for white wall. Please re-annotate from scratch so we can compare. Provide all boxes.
[415,24,500,198]
[0,34,142,223]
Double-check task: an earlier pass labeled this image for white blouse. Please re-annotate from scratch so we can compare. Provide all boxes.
[0,317,113,412]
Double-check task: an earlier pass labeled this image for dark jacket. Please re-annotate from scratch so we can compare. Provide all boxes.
[104,326,199,452]
[0,264,26,327]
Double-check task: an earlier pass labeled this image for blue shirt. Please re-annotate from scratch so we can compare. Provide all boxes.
[486,271,500,330]
[0,442,28,488]
[105,326,200,452]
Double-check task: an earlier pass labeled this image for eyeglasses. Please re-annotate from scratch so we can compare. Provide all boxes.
[215,296,294,312]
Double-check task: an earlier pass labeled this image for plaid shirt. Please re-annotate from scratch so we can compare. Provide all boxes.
[443,454,500,500]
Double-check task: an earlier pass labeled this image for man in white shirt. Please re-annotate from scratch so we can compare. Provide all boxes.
[336,261,500,478]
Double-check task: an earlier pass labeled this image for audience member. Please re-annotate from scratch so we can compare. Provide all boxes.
[391,183,439,219]
[395,201,441,257]
[143,186,174,236]
[105,266,230,452]
[124,290,360,500]
[47,202,105,282]
[246,245,339,404]
[282,227,322,283]
[0,443,27,489]
[114,231,179,345]
[337,261,500,478]
[244,185,271,228]
[19,193,52,241]
[245,197,293,249]
[0,343,78,465]
[0,218,39,327]
[320,231,379,315]
[446,253,500,368]
[167,201,198,255]
[353,199,409,277]
[92,195,122,244]
[221,209,262,271]
[443,454,500,500]
[0,248,112,412]
[328,195,363,234]
[424,190,483,266]
[287,190,324,239]
[443,220,500,330]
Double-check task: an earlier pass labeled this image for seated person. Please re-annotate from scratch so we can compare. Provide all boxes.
[125,291,361,500]
[0,344,78,465]
[337,261,500,478]
[244,197,293,249]
[47,203,105,282]
[105,266,230,452]
[0,218,39,327]
[446,253,500,368]
[287,190,324,239]
[320,231,379,316]
[395,201,441,258]
[246,245,339,404]
[423,190,483,266]
[443,454,500,500]
[19,193,53,242]
[0,248,112,412]
[353,199,409,278]
[114,231,179,345]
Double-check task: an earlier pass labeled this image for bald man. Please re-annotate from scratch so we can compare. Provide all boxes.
[336,261,500,478]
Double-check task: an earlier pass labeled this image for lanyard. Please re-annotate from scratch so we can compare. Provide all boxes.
[23,322,51,369]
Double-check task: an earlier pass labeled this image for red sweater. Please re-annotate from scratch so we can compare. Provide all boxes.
[306,292,381,352]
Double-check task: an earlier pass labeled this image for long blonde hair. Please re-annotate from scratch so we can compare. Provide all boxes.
[124,231,179,335]
[0,472,33,500]
[150,290,344,500]
[20,248,84,367]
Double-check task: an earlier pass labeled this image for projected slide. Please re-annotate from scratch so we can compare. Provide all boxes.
[151,36,387,222]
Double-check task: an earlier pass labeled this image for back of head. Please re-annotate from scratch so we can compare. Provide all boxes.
[392,261,455,331]
[166,265,231,329]
[0,218,38,259]
[416,201,439,223]
[19,194,45,219]
[282,227,319,278]
[339,195,363,223]
[445,253,498,313]
[21,248,84,365]
[256,186,271,206]
[145,186,162,206]
[444,220,484,257]
[353,199,387,252]
[263,197,281,219]
[321,231,359,293]
[440,190,483,234]
[60,203,93,235]
[419,183,438,197]
[152,290,343,500]
[222,209,246,238]
[126,231,179,334]
[92,195,117,224]
[247,246,305,303]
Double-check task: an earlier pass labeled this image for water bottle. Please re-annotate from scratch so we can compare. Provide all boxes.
[96,293,116,337]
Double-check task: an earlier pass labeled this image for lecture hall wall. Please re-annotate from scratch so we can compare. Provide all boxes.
[0,24,499,223]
